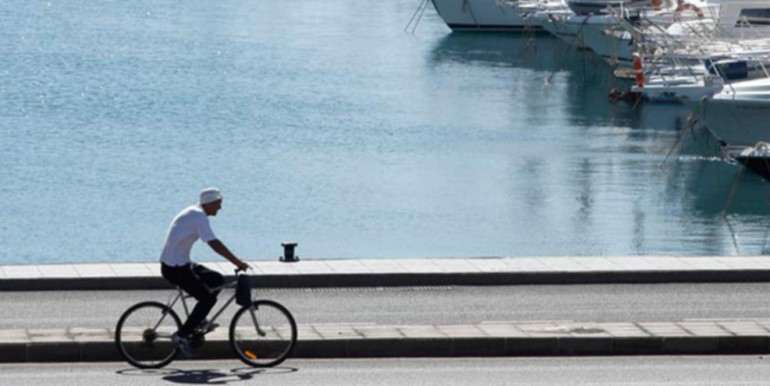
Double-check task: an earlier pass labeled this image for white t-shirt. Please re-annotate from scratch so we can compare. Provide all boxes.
[159,205,217,266]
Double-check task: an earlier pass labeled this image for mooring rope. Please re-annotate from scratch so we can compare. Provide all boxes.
[404,0,430,34]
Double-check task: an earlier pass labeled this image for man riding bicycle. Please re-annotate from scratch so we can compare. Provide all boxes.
[159,187,249,356]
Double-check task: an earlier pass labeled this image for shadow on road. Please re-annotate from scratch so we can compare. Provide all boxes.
[116,367,298,384]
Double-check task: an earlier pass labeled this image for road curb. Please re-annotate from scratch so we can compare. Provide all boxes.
[5,270,770,291]
[2,336,770,363]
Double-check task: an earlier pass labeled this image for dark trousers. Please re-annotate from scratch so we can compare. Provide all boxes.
[161,263,224,337]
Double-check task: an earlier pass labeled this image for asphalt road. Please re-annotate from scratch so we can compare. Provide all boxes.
[3,356,770,385]
[3,282,770,330]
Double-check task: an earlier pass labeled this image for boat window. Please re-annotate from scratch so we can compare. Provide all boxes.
[737,8,770,26]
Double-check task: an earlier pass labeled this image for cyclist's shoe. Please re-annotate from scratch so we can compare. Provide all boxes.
[196,320,220,334]
[171,332,192,358]
[189,332,206,349]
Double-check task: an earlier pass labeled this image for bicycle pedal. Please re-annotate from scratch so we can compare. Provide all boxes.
[197,322,219,334]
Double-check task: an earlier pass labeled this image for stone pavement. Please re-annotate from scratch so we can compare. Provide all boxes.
[3,256,770,290]
[4,319,770,362]
[4,256,770,362]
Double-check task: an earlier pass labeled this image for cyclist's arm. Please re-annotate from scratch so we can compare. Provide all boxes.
[207,239,249,270]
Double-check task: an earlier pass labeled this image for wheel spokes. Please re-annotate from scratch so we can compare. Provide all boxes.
[230,301,296,367]
[116,303,180,369]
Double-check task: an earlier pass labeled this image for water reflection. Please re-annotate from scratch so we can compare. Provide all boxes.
[430,32,583,72]
[659,135,770,254]
[427,30,770,256]
[678,155,770,215]
[429,33,697,131]
[569,157,595,241]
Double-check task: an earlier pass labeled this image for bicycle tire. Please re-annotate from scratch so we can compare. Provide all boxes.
[229,300,297,367]
[115,301,182,369]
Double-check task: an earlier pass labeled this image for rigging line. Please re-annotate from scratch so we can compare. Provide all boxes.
[635,89,655,125]
[698,97,727,148]
[523,11,538,35]
[658,112,698,169]
[757,54,770,79]
[462,0,481,29]
[495,0,508,15]
[762,157,770,255]
[581,35,588,88]
[404,0,429,33]
[520,32,538,66]
[723,164,747,217]
[545,18,580,85]
[404,0,422,32]
[608,24,621,72]
[410,0,431,35]
[573,15,590,49]
[719,118,746,256]
[521,8,538,40]
[630,84,644,110]
[417,0,432,34]
[762,184,770,254]
[659,111,696,169]
[724,211,743,256]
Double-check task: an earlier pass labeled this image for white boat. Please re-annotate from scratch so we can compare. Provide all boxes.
[575,0,718,66]
[430,0,541,31]
[633,68,726,102]
[698,76,770,145]
[630,52,770,102]
[628,17,770,103]
[538,0,652,47]
[579,0,770,67]
[527,0,591,46]
[579,8,716,66]
[518,0,569,20]
[566,0,649,15]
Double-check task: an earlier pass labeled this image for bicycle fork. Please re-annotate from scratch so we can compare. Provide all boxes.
[248,304,267,337]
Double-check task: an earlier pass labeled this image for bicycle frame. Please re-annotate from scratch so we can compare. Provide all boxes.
[160,277,266,336]
[166,280,238,327]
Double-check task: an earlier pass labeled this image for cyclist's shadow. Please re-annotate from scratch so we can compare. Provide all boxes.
[117,367,298,384]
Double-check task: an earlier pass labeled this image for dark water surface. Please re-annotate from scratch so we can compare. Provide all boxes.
[2,0,768,264]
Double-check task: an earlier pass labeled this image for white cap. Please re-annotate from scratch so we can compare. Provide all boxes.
[199,187,223,205]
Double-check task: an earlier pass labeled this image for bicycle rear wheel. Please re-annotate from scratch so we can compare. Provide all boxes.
[115,301,181,369]
[229,300,297,367]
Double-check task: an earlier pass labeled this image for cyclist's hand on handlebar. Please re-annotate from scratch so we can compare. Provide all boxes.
[235,261,251,272]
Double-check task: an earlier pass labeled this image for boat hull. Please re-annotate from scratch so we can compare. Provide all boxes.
[701,100,770,146]
[727,145,770,181]
[539,14,585,46]
[580,22,634,66]
[636,84,723,103]
[430,0,539,31]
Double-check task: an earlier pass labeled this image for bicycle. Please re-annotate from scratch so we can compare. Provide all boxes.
[115,269,297,369]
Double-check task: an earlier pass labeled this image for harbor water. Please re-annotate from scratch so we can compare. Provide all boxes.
[2,0,769,265]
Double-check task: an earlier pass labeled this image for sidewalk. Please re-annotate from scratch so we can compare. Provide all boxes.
[3,256,770,290]
[3,319,770,362]
[3,256,770,362]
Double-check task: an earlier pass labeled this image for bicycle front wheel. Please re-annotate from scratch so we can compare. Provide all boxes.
[229,300,297,367]
[115,301,181,369]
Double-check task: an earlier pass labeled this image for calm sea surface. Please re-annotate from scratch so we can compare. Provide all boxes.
[2,0,770,265]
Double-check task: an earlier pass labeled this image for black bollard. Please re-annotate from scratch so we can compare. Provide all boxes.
[280,242,299,263]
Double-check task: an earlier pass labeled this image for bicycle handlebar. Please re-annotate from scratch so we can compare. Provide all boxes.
[234,265,253,275]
